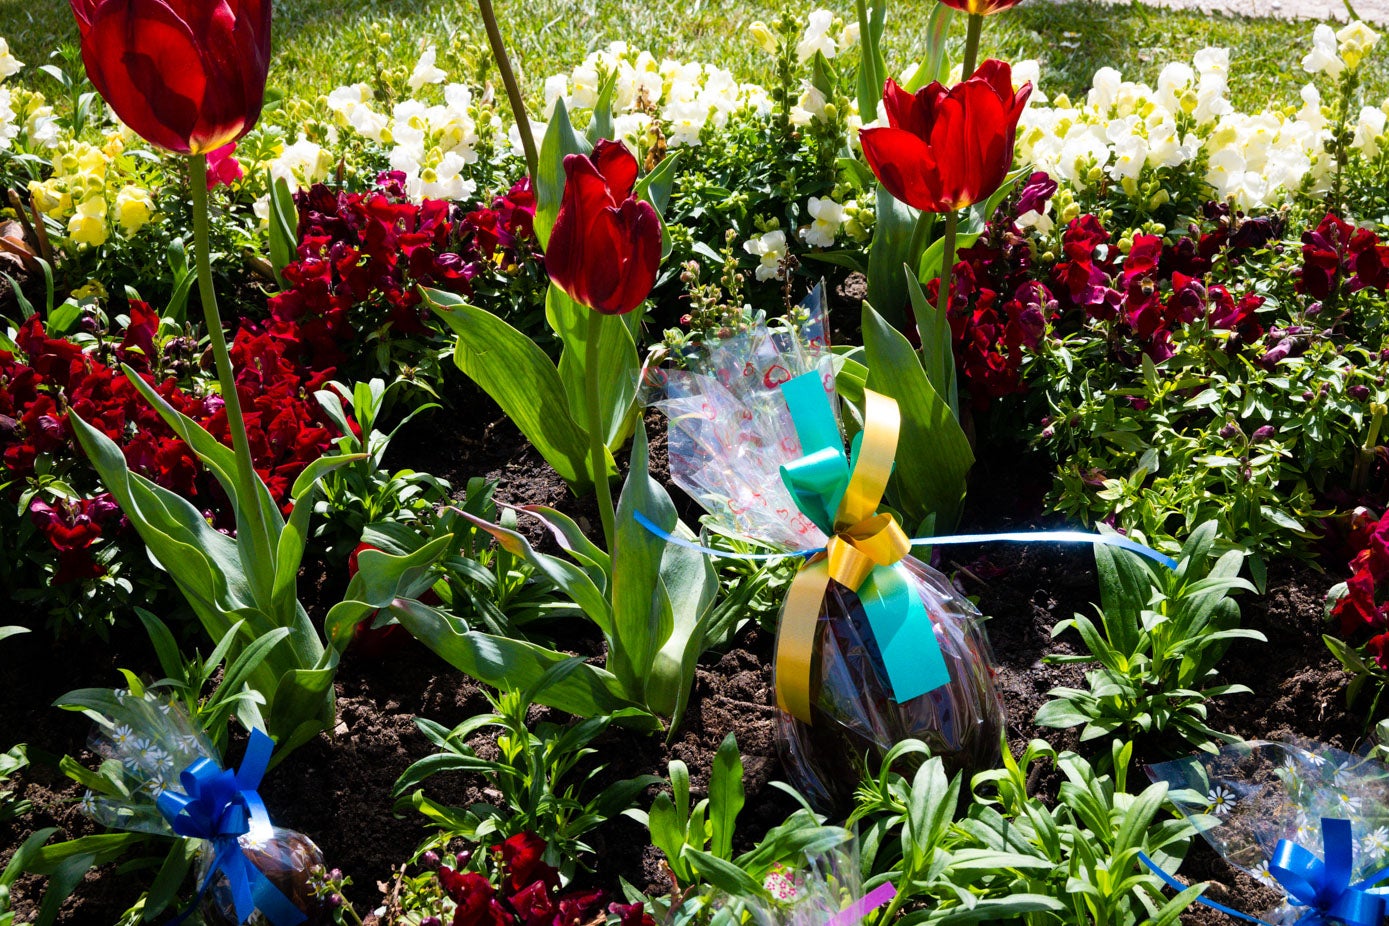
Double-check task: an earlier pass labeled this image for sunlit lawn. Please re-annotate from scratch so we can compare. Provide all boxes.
[1,0,1381,118]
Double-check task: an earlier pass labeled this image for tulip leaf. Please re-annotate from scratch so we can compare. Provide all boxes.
[534,98,592,249]
[908,3,956,91]
[267,174,297,289]
[811,50,837,97]
[425,288,596,493]
[635,152,680,260]
[609,420,676,705]
[390,597,655,724]
[586,69,621,146]
[866,187,928,330]
[854,0,888,123]
[904,268,959,421]
[862,301,973,534]
[550,286,640,452]
[635,424,718,726]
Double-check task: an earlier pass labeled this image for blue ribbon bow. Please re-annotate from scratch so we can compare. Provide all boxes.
[1141,818,1389,926]
[156,729,307,926]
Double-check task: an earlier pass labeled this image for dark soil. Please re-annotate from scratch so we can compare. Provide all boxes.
[0,378,1374,926]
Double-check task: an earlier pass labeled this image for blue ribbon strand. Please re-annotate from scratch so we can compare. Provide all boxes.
[1140,818,1389,926]
[633,510,1179,571]
[156,729,307,926]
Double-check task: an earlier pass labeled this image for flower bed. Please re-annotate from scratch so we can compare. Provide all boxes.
[2,2,1389,926]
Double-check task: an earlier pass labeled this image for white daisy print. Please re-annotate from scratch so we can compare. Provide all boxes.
[1207,786,1236,815]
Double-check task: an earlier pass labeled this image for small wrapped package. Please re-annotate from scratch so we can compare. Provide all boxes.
[646,292,1003,811]
[75,687,324,926]
[1145,740,1389,925]
[724,843,895,926]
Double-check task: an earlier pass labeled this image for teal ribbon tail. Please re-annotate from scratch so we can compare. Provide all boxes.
[858,565,949,701]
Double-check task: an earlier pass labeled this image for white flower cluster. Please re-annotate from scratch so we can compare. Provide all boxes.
[1015,23,1386,213]
[544,41,772,149]
[0,37,21,151]
[318,44,483,200]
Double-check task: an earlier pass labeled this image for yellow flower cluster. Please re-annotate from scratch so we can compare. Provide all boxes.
[26,130,158,248]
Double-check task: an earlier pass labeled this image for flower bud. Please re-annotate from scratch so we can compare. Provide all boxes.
[422,851,440,869]
[1250,425,1276,442]
[1351,385,1371,401]
[1218,422,1238,439]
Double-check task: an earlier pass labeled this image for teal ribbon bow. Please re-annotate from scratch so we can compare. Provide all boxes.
[156,729,306,926]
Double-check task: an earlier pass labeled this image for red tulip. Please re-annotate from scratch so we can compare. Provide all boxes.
[860,60,1031,214]
[935,0,1023,13]
[68,0,271,155]
[545,140,661,316]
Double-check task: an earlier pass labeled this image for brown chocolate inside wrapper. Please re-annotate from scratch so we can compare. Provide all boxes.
[198,826,329,926]
[775,556,1005,813]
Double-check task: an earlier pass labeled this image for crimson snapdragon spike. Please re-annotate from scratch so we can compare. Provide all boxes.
[544,140,661,316]
[68,0,271,155]
[859,61,1031,215]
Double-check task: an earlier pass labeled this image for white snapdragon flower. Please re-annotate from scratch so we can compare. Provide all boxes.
[800,197,844,247]
[25,106,59,149]
[1297,83,1328,132]
[0,37,21,79]
[797,10,838,62]
[544,75,568,118]
[1087,67,1123,114]
[664,99,708,147]
[1352,105,1388,157]
[508,120,546,158]
[569,63,601,110]
[408,45,448,92]
[744,229,788,281]
[840,20,860,49]
[271,137,332,187]
[791,85,828,125]
[1012,59,1046,105]
[0,87,16,151]
[1337,20,1380,71]
[1155,61,1194,112]
[1303,24,1345,77]
[614,111,654,151]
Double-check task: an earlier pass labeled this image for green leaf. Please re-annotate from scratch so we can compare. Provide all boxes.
[390,598,655,725]
[425,292,596,493]
[684,848,769,898]
[586,69,620,146]
[708,733,744,859]
[862,301,973,531]
[553,288,639,449]
[535,98,591,248]
[267,174,297,288]
[865,189,925,329]
[904,269,958,420]
[853,0,888,124]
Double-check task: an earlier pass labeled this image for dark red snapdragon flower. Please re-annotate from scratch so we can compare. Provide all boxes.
[860,61,1031,213]
[545,140,661,315]
[29,494,119,583]
[1331,508,1389,669]
[1297,213,1355,300]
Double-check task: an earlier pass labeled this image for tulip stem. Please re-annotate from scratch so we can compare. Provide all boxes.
[188,155,269,554]
[962,13,983,78]
[585,311,617,550]
[935,210,959,343]
[477,0,538,180]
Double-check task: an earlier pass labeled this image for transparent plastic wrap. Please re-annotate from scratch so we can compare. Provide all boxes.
[646,289,1003,812]
[75,688,325,926]
[719,842,894,926]
[1145,740,1389,924]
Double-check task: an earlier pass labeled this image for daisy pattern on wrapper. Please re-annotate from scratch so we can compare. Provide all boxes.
[1251,860,1277,887]
[763,864,799,902]
[1361,826,1389,858]
[1206,786,1236,815]
[1333,791,1363,814]
[111,724,134,748]
[79,791,97,815]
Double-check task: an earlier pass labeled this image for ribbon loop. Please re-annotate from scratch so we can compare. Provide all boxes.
[157,729,307,926]
[774,372,951,724]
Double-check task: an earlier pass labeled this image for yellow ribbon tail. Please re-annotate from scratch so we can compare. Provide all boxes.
[775,559,830,723]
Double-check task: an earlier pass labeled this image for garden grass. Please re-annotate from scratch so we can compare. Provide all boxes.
[2,0,1384,117]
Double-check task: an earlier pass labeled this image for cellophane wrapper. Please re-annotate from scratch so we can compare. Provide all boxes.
[645,290,1003,812]
[715,843,871,926]
[1145,739,1389,923]
[77,688,325,924]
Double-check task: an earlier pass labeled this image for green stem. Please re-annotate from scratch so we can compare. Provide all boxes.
[477,0,538,180]
[585,311,617,550]
[935,209,959,334]
[189,155,269,554]
[962,12,983,78]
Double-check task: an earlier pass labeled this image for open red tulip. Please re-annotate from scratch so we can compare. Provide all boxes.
[935,0,1023,14]
[544,140,662,316]
[860,60,1031,214]
[68,0,271,155]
